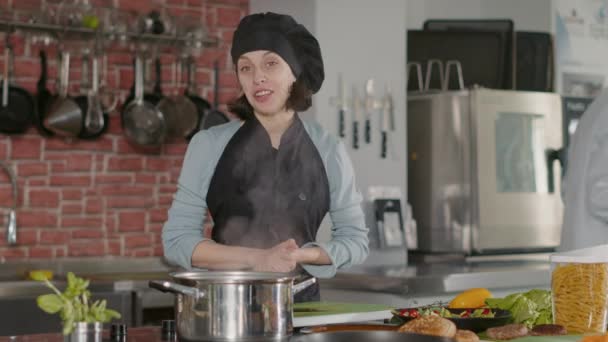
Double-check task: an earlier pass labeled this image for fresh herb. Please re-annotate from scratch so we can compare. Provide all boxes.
[484,289,552,328]
[34,272,121,335]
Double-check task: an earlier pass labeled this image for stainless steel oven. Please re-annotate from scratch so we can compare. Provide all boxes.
[408,88,564,254]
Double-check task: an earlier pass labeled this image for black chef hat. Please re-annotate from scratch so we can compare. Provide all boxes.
[231,12,324,93]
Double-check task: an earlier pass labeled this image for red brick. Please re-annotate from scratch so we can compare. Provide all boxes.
[159,185,177,193]
[134,174,156,184]
[18,211,57,228]
[124,234,153,248]
[11,138,42,159]
[158,195,173,206]
[17,162,48,176]
[68,242,105,257]
[62,189,82,200]
[0,185,15,207]
[107,157,144,172]
[27,179,47,186]
[72,229,104,239]
[146,158,173,171]
[29,247,53,258]
[65,154,93,172]
[164,144,187,156]
[50,161,66,173]
[107,115,123,135]
[107,53,133,66]
[153,244,164,256]
[0,248,27,259]
[62,204,82,215]
[50,175,91,187]
[150,209,168,223]
[194,69,211,85]
[118,0,156,13]
[17,230,38,245]
[99,184,152,196]
[149,223,164,233]
[14,59,41,78]
[118,212,146,232]
[187,0,204,6]
[39,230,70,245]
[62,217,102,228]
[46,137,113,152]
[0,140,7,159]
[29,189,60,208]
[95,174,132,184]
[55,247,66,257]
[217,7,242,28]
[108,240,122,256]
[85,199,103,214]
[107,197,154,209]
[130,249,153,257]
[118,67,134,91]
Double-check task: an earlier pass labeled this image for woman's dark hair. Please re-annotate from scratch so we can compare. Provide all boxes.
[227,77,313,120]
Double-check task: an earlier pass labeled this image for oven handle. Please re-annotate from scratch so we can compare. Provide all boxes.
[546,148,564,193]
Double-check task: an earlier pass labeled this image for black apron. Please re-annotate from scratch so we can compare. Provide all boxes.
[206,115,330,302]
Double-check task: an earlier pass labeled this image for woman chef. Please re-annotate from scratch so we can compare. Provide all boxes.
[162,12,369,301]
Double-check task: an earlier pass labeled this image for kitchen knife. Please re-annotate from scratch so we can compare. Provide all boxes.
[352,86,360,149]
[338,73,346,138]
[381,93,389,159]
[386,85,395,131]
[364,79,374,144]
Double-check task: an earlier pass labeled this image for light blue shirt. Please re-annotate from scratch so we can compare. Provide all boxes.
[162,119,369,278]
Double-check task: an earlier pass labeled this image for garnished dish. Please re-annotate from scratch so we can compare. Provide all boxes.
[392,306,510,333]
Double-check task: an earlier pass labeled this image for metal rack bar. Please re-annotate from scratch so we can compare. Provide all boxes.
[0,19,218,48]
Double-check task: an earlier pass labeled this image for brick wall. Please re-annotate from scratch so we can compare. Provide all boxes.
[0,0,248,260]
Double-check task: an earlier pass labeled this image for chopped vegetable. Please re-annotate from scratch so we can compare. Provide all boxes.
[484,289,552,328]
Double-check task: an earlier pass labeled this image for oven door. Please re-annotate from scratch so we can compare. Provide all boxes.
[471,89,564,252]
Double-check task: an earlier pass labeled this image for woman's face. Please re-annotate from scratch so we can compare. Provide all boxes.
[236,50,296,117]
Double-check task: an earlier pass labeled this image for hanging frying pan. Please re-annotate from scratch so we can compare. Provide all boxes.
[0,41,35,134]
[200,60,229,129]
[184,55,210,139]
[121,56,166,147]
[34,50,56,136]
[157,59,198,141]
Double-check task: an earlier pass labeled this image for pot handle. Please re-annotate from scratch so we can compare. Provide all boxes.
[293,277,317,295]
[149,280,205,299]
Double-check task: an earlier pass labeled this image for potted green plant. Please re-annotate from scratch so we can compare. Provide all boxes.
[34,272,121,337]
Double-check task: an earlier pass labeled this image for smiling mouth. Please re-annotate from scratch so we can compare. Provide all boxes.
[255,90,273,97]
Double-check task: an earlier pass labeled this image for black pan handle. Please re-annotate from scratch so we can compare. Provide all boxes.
[353,121,359,149]
[546,148,563,193]
[338,109,345,138]
[365,118,371,143]
[154,57,162,96]
[381,131,387,158]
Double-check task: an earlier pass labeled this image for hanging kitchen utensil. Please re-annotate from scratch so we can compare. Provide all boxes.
[148,271,316,341]
[0,161,17,245]
[157,58,198,140]
[34,50,56,136]
[380,87,391,159]
[364,79,375,144]
[79,53,109,139]
[44,51,83,137]
[352,86,361,150]
[121,56,166,147]
[0,35,35,134]
[184,55,211,138]
[200,60,229,129]
[337,73,346,138]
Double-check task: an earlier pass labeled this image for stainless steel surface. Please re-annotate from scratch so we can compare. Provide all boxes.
[0,161,17,245]
[408,90,472,253]
[68,322,103,342]
[160,271,310,342]
[407,88,563,254]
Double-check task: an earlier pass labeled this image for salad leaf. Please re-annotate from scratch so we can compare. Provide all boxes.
[484,289,552,328]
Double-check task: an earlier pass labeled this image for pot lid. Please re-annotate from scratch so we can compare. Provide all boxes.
[170,270,297,283]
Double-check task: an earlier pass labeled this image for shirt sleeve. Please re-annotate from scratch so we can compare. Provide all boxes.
[585,132,608,224]
[162,131,218,269]
[301,140,369,278]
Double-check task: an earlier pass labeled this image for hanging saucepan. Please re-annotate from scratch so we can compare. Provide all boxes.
[184,55,210,138]
[44,51,83,137]
[200,60,229,129]
[121,56,166,147]
[0,40,35,134]
[157,59,198,141]
[34,50,56,136]
[149,271,316,341]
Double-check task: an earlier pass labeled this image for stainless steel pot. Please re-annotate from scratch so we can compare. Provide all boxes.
[149,271,316,342]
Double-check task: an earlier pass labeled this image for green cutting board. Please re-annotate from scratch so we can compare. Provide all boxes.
[293,301,394,317]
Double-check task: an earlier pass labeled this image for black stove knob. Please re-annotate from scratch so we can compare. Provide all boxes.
[110,323,127,341]
[161,320,176,340]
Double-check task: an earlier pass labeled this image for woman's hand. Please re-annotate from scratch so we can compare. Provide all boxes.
[253,239,299,272]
